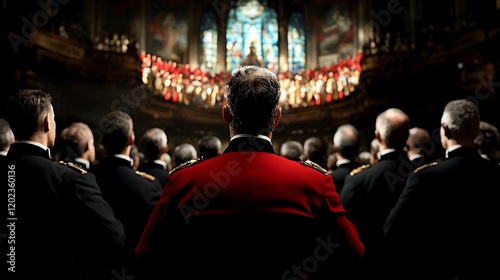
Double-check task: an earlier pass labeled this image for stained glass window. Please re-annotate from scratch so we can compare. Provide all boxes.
[288,12,306,74]
[226,1,278,73]
[200,12,218,74]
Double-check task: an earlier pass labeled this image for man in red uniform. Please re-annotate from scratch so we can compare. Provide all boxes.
[135,65,364,280]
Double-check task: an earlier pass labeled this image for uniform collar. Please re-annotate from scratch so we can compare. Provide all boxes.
[445,145,461,158]
[336,159,351,167]
[114,154,134,167]
[224,136,275,154]
[230,134,271,144]
[377,148,395,160]
[153,159,167,170]
[9,141,52,159]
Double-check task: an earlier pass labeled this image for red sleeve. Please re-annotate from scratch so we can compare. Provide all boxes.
[323,175,365,258]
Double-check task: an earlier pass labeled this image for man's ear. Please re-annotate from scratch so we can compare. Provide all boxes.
[222,105,230,126]
[375,130,382,143]
[442,124,451,139]
[83,140,91,153]
[43,114,50,133]
[273,106,282,128]
[128,132,135,146]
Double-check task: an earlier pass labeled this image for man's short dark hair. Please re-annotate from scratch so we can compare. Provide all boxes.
[226,66,280,134]
[475,121,499,156]
[6,89,52,140]
[197,135,222,160]
[100,111,133,155]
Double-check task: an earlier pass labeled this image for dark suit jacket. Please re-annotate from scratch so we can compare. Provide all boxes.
[330,161,360,194]
[384,147,500,280]
[91,155,163,274]
[340,150,410,277]
[135,137,364,280]
[2,143,125,280]
[138,161,169,188]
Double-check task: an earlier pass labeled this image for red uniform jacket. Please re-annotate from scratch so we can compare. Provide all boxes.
[135,137,364,280]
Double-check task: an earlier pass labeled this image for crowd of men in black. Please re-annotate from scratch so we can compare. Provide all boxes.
[1,66,499,280]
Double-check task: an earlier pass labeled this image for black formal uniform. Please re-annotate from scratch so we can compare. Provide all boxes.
[91,155,162,276]
[329,160,360,194]
[340,149,411,278]
[384,146,500,280]
[137,160,169,188]
[2,142,125,280]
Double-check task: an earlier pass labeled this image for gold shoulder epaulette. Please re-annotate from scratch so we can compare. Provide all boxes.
[168,158,202,176]
[135,171,156,182]
[350,164,370,176]
[59,161,87,175]
[414,162,438,174]
[299,158,329,175]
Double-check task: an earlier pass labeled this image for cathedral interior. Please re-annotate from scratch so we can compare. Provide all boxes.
[1,0,499,158]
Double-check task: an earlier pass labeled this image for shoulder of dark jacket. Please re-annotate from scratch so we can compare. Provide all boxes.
[299,157,329,175]
[413,162,438,174]
[168,158,203,176]
[135,171,156,182]
[59,160,87,175]
[349,164,370,176]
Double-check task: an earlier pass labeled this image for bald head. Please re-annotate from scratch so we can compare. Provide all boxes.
[375,108,410,150]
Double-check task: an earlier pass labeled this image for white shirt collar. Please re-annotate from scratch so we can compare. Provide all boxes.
[409,154,422,161]
[230,134,272,144]
[480,154,491,161]
[75,158,90,169]
[0,151,7,156]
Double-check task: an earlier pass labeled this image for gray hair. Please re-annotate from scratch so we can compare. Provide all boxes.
[441,99,480,142]
[333,124,360,160]
[376,108,410,149]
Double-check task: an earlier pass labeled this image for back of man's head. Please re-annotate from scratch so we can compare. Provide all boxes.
[280,140,303,161]
[0,118,14,152]
[173,143,198,167]
[197,135,222,160]
[60,122,94,161]
[303,137,325,165]
[333,124,360,160]
[100,111,133,155]
[474,121,499,157]
[6,89,52,140]
[441,99,480,145]
[375,108,410,150]
[406,127,430,155]
[140,128,168,161]
[226,66,281,135]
